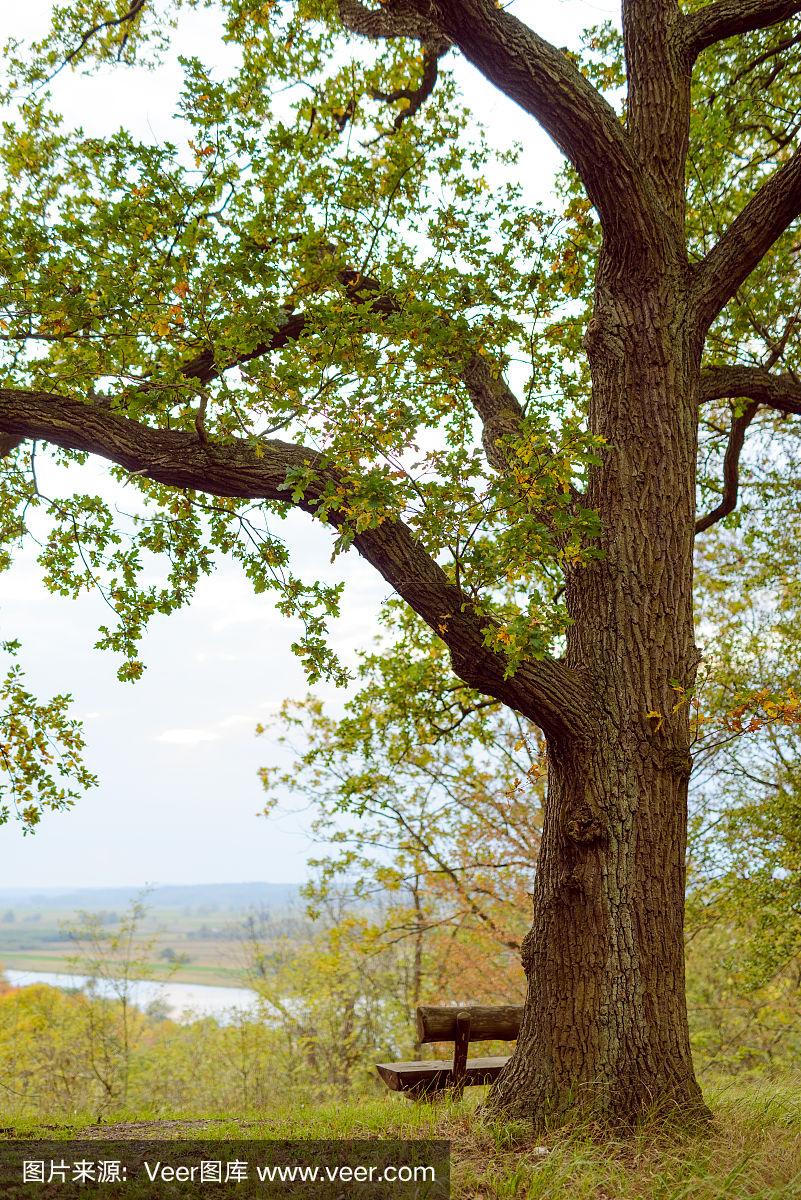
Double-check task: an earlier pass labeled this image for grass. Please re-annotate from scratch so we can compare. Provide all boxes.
[445,1078,801,1199]
[3,1077,800,1198]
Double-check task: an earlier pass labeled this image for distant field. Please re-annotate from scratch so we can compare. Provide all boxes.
[0,883,309,987]
[0,948,247,987]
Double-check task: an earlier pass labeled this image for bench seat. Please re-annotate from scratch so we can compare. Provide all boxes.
[376,1054,510,1094]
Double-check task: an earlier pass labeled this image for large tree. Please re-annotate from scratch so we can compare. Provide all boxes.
[1,0,801,1125]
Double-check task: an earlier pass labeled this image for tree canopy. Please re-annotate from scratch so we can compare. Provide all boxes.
[0,2,797,715]
[0,5,797,691]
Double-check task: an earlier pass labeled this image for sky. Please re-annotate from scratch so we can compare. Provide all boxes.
[1,0,618,889]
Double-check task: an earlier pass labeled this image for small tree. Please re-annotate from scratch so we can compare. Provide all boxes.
[243,909,413,1097]
[64,894,175,1108]
[264,608,542,1004]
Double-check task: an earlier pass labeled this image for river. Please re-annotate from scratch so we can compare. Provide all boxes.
[4,969,259,1023]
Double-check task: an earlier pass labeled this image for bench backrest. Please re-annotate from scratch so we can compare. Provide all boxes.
[415,1004,523,1045]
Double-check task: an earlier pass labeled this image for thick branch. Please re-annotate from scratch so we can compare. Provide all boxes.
[685,0,801,60]
[700,365,801,414]
[341,0,660,257]
[400,0,663,264]
[461,353,525,473]
[695,401,759,533]
[623,0,692,221]
[0,387,590,740]
[2,265,528,474]
[338,0,445,45]
[693,146,801,327]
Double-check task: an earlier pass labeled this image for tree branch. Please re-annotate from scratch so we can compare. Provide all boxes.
[701,365,801,415]
[461,353,526,473]
[337,1,450,132]
[684,0,801,61]
[165,264,527,475]
[2,262,529,501]
[338,0,445,45]
[622,0,693,222]
[695,401,759,533]
[179,261,401,386]
[692,145,801,327]
[178,310,309,386]
[0,387,590,740]
[396,0,664,264]
[370,43,446,131]
[39,0,147,88]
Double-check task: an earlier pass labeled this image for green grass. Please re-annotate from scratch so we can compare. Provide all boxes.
[3,1078,800,1198]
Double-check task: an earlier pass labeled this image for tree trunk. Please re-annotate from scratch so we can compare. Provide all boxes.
[489,266,710,1125]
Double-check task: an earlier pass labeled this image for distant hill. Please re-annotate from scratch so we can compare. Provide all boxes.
[0,882,301,912]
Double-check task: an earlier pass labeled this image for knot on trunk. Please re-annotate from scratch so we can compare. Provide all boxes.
[649,745,693,778]
[520,927,536,973]
[564,806,605,845]
[582,311,627,362]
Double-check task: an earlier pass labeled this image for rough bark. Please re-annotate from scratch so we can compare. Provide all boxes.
[475,0,713,1125]
[488,258,709,1124]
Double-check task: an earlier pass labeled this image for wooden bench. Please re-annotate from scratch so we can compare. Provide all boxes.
[376,1004,523,1097]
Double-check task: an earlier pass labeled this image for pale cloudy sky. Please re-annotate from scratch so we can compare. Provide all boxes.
[2,0,615,888]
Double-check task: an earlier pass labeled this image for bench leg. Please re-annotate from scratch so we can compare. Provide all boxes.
[451,1012,471,1099]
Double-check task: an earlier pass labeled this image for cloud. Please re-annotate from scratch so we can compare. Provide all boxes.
[155,727,221,746]
[155,703,282,747]
[218,704,282,730]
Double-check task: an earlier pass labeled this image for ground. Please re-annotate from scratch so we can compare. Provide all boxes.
[3,1078,800,1198]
